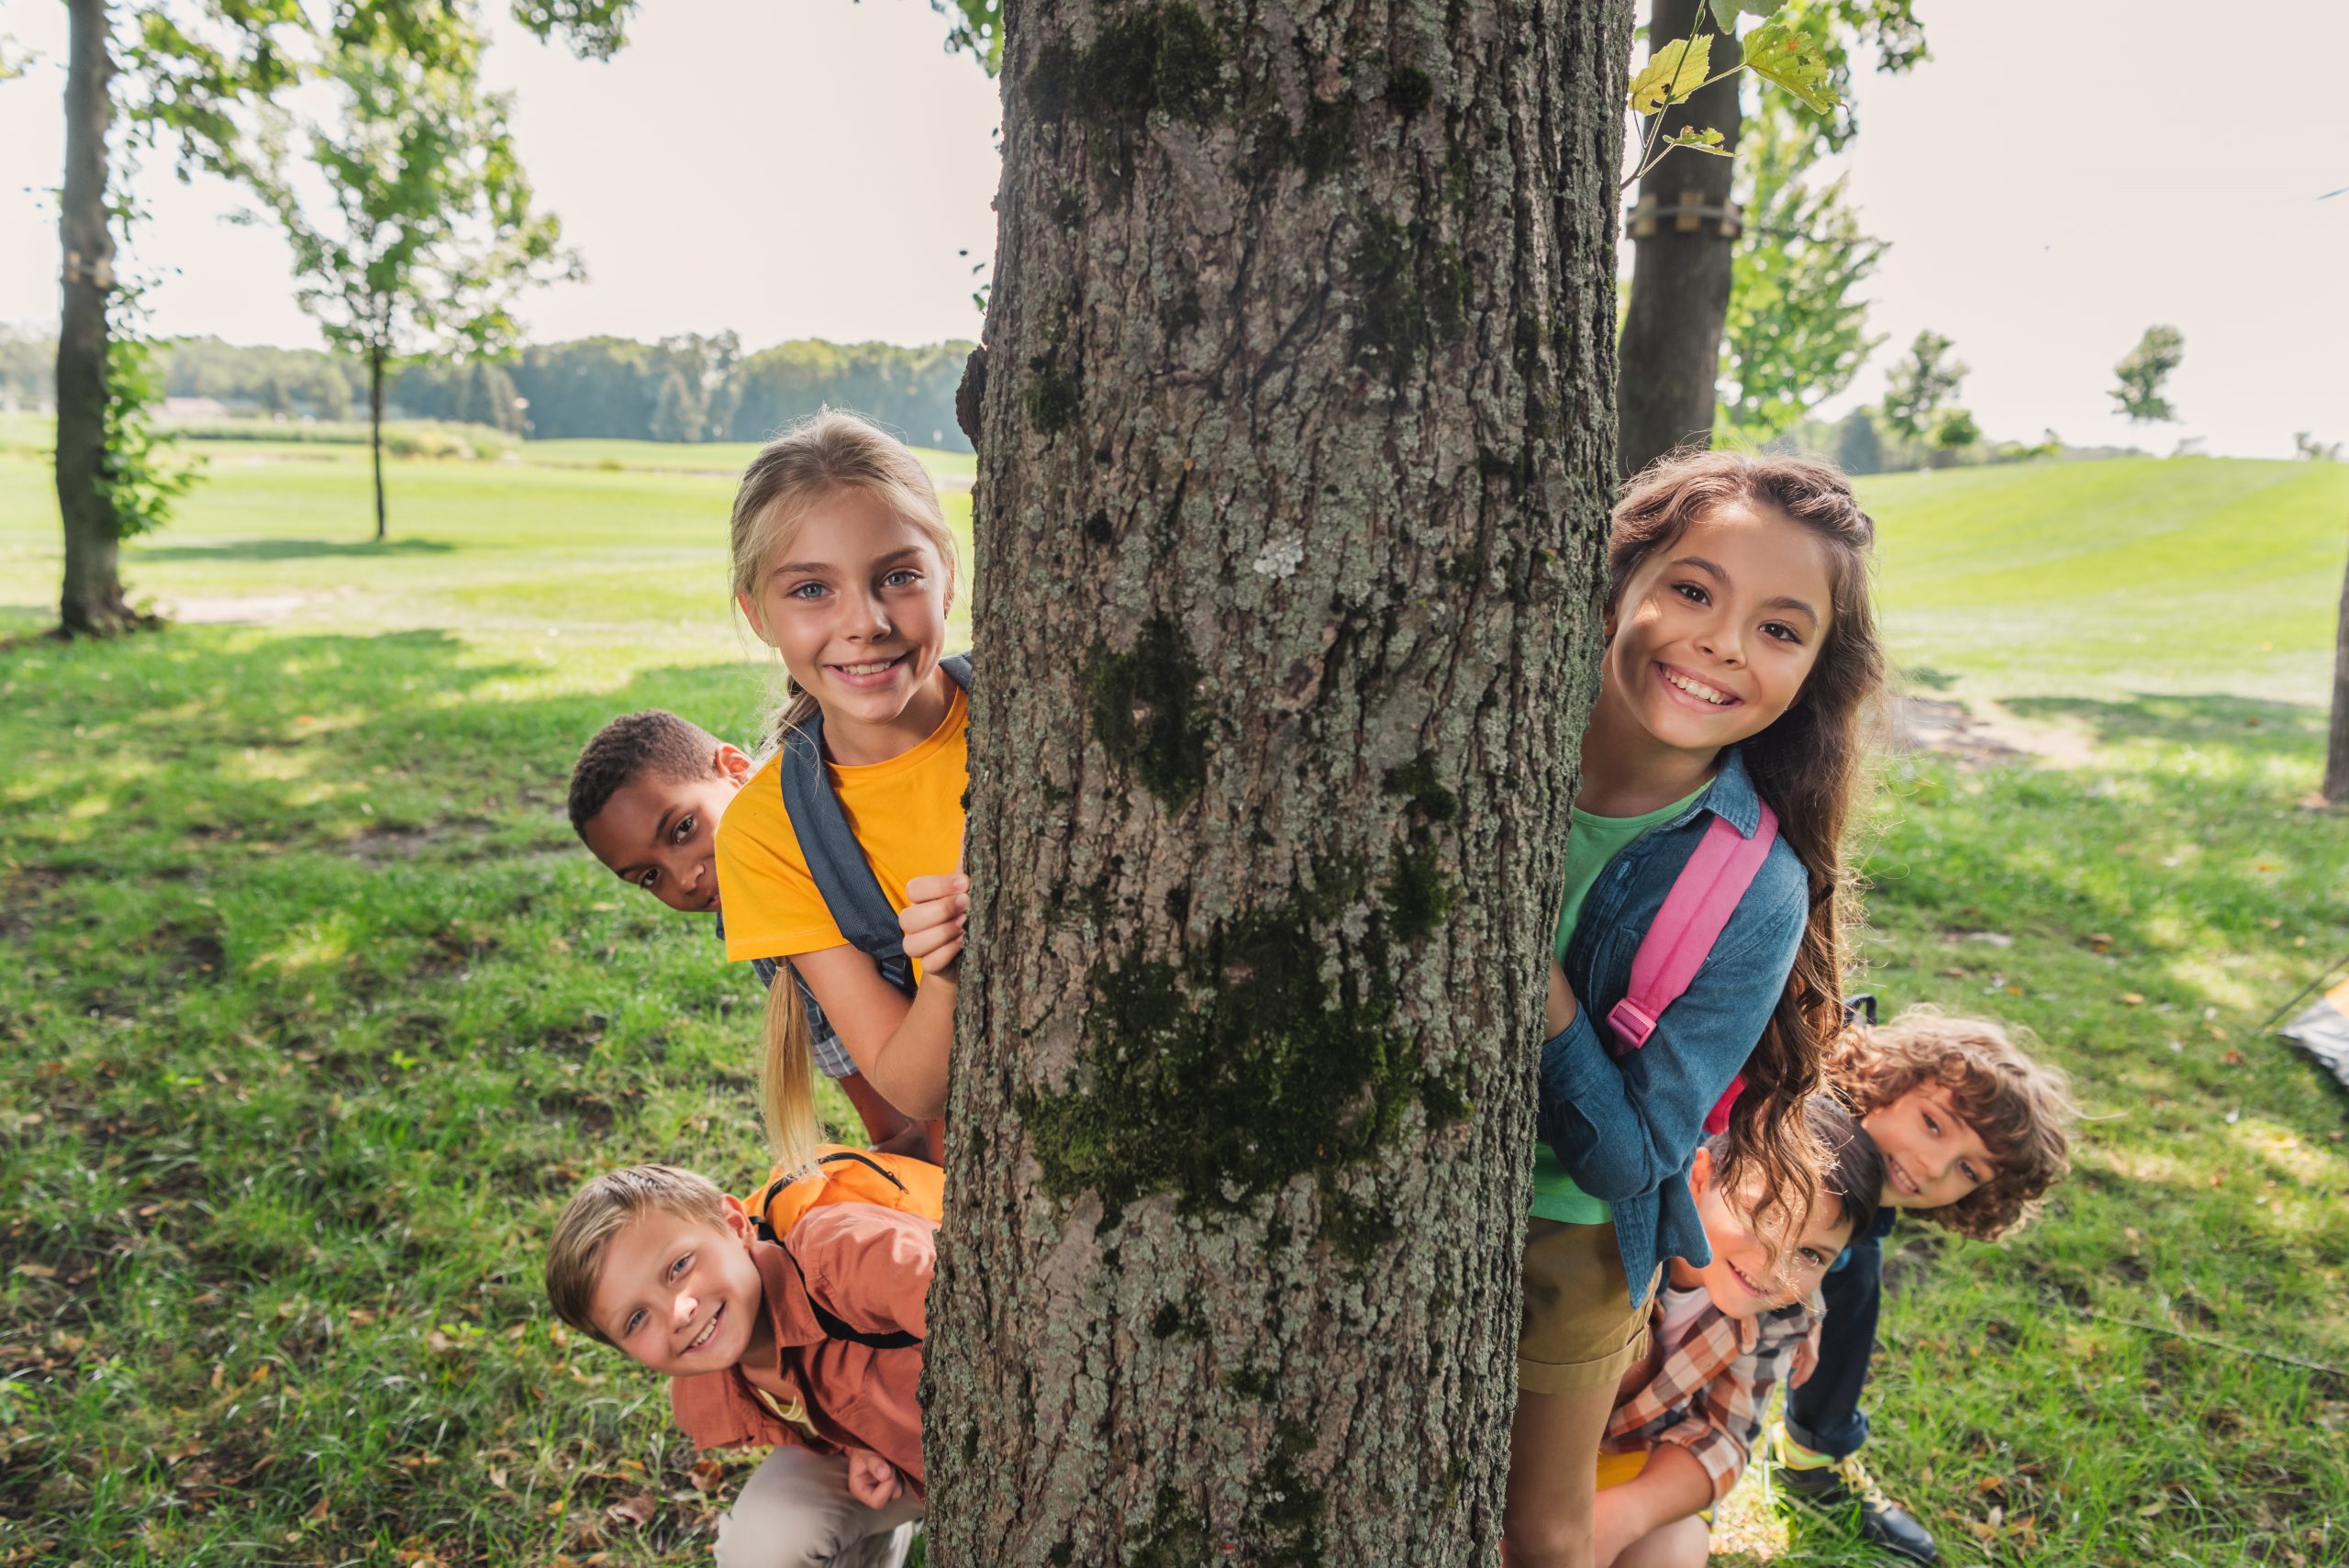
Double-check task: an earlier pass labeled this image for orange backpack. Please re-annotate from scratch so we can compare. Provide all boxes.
[746,1146,943,1240]
[743,1147,943,1350]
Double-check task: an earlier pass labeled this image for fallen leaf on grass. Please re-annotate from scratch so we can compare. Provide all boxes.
[2121,992,2144,1006]
[688,1458,728,1495]
[12,1263,56,1279]
[605,1494,658,1529]
[306,1496,330,1523]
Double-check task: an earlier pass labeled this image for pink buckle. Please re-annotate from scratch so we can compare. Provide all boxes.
[1607,997,1657,1054]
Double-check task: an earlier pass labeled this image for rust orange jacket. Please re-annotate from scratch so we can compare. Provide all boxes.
[669,1204,933,1492]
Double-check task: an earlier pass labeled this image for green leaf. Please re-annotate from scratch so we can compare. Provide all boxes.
[1663,125,1731,156]
[1707,0,1785,29]
[1742,19,1839,114]
[1628,34,1715,116]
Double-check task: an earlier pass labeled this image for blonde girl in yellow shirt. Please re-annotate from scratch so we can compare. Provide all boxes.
[714,411,974,1166]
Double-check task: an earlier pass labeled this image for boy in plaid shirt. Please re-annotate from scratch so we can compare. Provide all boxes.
[1591,1098,1883,1568]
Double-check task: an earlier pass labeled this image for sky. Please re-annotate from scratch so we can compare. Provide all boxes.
[2,0,2343,458]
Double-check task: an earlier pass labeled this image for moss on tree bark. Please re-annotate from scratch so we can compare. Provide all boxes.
[926,1,1631,1561]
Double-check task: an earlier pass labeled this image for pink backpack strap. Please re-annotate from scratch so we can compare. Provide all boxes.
[1605,802,1781,1066]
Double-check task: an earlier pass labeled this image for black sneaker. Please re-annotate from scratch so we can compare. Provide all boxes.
[1778,1450,1939,1564]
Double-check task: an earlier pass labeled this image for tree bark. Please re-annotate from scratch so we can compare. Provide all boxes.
[2326,548,2349,805]
[369,342,388,541]
[926,2,1629,1563]
[1615,0,1743,478]
[55,0,134,637]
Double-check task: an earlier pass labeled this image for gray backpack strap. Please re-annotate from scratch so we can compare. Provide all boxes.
[777,655,972,1000]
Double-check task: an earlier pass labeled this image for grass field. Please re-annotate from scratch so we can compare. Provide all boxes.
[2,439,2346,1567]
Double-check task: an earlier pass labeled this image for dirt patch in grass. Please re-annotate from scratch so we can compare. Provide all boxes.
[1895,695,2101,767]
[342,818,500,865]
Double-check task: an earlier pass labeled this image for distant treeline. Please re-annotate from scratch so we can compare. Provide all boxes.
[0,327,977,452]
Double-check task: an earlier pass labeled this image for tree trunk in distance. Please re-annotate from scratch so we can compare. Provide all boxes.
[1616,0,1743,478]
[369,344,388,541]
[2325,546,2349,805]
[55,0,131,637]
[925,2,1630,1563]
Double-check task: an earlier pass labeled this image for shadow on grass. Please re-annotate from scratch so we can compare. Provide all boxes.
[2004,690,2326,752]
[132,536,458,562]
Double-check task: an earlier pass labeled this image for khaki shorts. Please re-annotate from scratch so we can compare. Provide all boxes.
[1518,1218,1661,1394]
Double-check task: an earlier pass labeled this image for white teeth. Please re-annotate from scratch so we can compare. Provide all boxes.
[688,1312,718,1350]
[836,659,898,675]
[1665,670,1732,706]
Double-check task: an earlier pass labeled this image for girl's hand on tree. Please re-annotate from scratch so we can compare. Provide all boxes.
[843,1447,904,1509]
[900,872,970,975]
[1546,958,1579,1037]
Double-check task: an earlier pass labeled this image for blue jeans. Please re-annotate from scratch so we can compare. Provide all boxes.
[1785,1227,1882,1460]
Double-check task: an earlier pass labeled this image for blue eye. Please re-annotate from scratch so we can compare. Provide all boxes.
[787,582,828,600]
[884,568,922,588]
[625,1309,644,1335]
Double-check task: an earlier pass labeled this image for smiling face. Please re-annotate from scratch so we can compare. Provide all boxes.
[1601,501,1837,760]
[587,1205,767,1376]
[1863,1085,1998,1210]
[578,746,752,912]
[736,486,952,737]
[1675,1145,1859,1318]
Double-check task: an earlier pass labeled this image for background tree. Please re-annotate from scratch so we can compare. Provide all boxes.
[1832,405,1882,473]
[2329,551,2349,805]
[2110,323,2183,425]
[239,11,577,539]
[2294,430,2341,462]
[46,0,631,630]
[926,0,1631,1562]
[1617,0,1924,475]
[1928,404,1978,468]
[1716,92,1885,440]
[1880,327,1964,440]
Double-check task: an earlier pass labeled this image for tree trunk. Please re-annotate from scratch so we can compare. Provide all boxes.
[369,343,388,540]
[55,0,133,637]
[926,2,1630,1563]
[1615,0,1743,477]
[2326,547,2349,805]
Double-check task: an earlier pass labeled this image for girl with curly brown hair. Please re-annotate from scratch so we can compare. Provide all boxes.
[1507,450,1887,1568]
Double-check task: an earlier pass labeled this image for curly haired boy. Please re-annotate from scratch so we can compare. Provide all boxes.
[1774,1006,2077,1563]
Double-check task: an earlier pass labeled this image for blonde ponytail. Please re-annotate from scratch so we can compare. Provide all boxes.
[761,967,823,1175]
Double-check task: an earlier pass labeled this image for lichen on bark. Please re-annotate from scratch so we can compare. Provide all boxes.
[927,0,1632,1562]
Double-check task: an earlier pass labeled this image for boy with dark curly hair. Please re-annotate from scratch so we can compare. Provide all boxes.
[1773,1006,2078,1563]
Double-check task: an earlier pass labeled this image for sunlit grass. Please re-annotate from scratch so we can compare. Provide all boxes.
[4,446,2347,1564]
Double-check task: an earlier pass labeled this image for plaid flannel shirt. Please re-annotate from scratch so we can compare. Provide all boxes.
[1601,1286,1823,1501]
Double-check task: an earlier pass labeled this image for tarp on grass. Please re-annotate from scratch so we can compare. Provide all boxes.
[2280,977,2349,1093]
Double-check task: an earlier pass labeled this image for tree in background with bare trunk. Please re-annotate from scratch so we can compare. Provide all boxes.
[1615,0,1924,478]
[923,1,1631,1562]
[2327,548,2349,806]
[45,0,634,628]
[239,8,576,541]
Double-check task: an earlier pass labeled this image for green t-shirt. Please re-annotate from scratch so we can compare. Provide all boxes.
[1530,786,1706,1224]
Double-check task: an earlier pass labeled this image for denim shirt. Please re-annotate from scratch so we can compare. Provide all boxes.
[1537,747,1809,1307]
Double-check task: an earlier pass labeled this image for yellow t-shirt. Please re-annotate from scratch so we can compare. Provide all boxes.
[715,689,968,967]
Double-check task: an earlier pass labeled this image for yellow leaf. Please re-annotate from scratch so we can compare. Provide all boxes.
[1628,35,1715,115]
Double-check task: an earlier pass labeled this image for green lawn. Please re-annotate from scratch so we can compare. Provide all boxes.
[2,444,2344,1567]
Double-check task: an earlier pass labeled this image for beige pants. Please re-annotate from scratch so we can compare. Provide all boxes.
[712,1446,924,1568]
